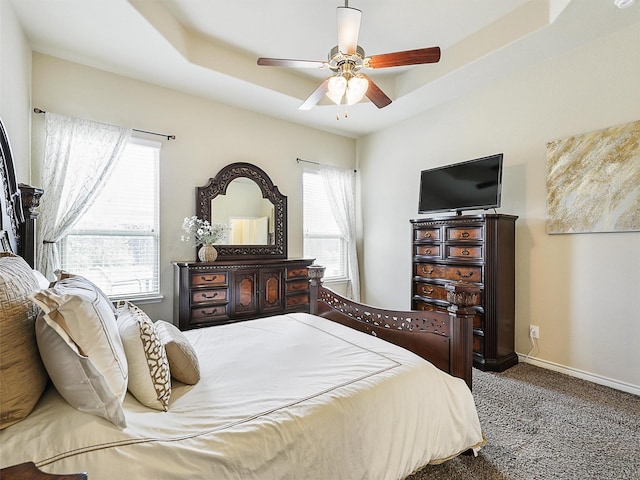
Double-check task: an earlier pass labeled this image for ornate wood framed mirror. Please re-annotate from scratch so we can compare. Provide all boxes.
[196,162,287,260]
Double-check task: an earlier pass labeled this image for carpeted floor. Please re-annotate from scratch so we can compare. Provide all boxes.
[407,363,640,480]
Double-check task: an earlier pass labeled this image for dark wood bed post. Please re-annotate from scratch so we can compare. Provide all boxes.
[18,183,43,268]
[308,264,326,312]
[309,265,478,390]
[445,283,479,390]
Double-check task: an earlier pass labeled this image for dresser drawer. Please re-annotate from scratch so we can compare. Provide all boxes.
[415,263,441,278]
[286,293,309,307]
[414,300,442,313]
[414,228,440,241]
[414,245,441,257]
[191,288,228,305]
[191,304,229,322]
[286,279,309,294]
[287,267,308,279]
[190,272,228,287]
[414,282,448,301]
[414,263,482,283]
[446,245,483,260]
[443,265,482,282]
[446,226,483,241]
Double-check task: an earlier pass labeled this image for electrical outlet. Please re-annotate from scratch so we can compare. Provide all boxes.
[529,325,540,339]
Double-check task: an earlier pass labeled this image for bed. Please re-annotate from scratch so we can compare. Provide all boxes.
[0,116,485,479]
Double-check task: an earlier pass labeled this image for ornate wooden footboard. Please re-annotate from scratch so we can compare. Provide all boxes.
[308,265,479,389]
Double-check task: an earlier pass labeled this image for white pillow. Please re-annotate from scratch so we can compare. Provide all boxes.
[115,301,171,411]
[55,270,115,313]
[35,313,127,428]
[29,274,128,427]
[31,269,51,289]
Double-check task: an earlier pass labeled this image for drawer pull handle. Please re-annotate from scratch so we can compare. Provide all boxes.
[461,231,470,238]
[456,270,473,278]
[200,275,218,282]
[202,309,218,315]
[422,286,434,295]
[423,232,431,238]
[425,248,432,255]
[202,292,219,299]
[462,248,470,256]
[421,266,434,275]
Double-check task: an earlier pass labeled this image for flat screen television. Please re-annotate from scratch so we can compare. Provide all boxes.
[418,153,503,215]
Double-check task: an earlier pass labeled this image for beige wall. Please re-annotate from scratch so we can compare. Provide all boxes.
[358,23,640,392]
[31,53,356,322]
[0,0,31,182]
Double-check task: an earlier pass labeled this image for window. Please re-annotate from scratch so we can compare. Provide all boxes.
[303,170,347,281]
[61,138,160,299]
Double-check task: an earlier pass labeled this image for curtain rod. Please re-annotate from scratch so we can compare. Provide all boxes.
[33,108,176,141]
[296,157,356,173]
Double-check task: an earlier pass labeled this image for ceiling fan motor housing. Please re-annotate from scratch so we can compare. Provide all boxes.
[328,45,365,75]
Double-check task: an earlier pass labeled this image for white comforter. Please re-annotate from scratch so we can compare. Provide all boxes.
[1,313,484,479]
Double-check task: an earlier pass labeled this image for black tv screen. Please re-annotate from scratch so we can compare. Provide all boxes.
[418,153,503,214]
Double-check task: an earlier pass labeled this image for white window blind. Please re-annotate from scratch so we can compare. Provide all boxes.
[61,138,160,299]
[303,170,347,280]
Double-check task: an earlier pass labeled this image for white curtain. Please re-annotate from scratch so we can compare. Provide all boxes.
[320,164,360,301]
[36,113,132,279]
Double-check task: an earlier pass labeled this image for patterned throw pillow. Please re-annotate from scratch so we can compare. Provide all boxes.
[115,301,171,411]
[155,320,201,385]
[0,253,48,429]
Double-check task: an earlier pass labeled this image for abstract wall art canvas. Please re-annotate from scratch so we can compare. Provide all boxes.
[546,120,640,234]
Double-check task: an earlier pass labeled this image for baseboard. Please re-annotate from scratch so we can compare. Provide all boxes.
[516,354,640,397]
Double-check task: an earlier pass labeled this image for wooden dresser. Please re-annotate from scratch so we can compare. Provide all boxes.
[410,214,518,371]
[174,258,314,330]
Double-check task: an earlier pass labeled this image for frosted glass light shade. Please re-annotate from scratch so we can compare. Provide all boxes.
[326,75,347,105]
[337,7,362,54]
[346,75,368,105]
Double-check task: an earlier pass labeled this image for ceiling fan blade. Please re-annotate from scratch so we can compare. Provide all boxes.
[337,6,361,55]
[361,74,392,109]
[367,47,441,69]
[299,78,330,110]
[257,58,326,69]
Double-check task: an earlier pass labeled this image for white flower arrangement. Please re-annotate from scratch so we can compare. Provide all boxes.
[181,216,229,246]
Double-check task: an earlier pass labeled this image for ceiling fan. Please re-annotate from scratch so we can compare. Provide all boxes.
[257,1,441,111]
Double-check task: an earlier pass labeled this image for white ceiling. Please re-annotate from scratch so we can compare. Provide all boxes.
[9,0,640,138]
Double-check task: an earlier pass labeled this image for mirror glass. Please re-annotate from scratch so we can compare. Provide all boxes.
[211,178,275,245]
[196,162,287,260]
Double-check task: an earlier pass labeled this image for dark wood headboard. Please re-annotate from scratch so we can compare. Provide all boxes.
[0,116,43,265]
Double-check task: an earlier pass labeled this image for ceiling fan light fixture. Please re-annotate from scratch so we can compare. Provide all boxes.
[257,2,440,112]
[326,75,347,104]
[346,75,368,105]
